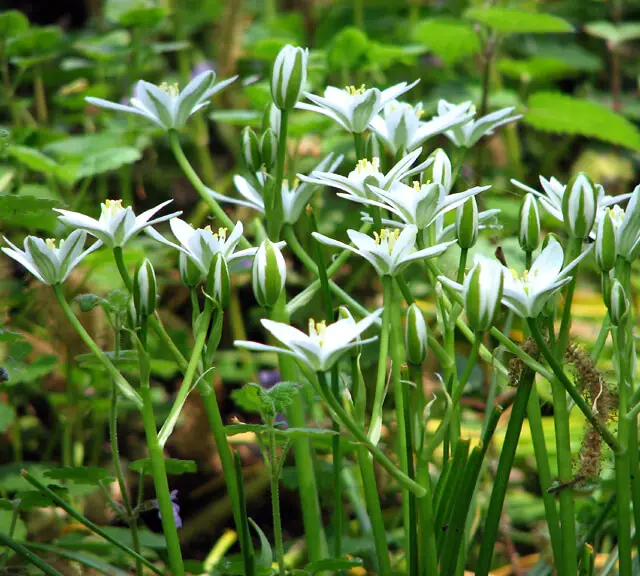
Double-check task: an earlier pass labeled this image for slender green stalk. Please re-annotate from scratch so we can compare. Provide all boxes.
[387,277,415,575]
[475,365,536,576]
[0,503,19,567]
[416,457,438,576]
[22,471,164,575]
[353,132,364,158]
[235,452,256,576]
[268,109,289,239]
[555,237,581,357]
[110,382,143,576]
[139,383,184,576]
[168,129,250,249]
[272,295,327,561]
[268,425,286,576]
[590,315,610,363]
[53,284,143,409]
[0,531,64,576]
[613,323,632,575]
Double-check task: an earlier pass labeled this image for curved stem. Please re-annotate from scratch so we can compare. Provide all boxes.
[268,427,286,576]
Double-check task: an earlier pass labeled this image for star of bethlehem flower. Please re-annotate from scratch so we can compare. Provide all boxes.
[511,174,630,232]
[234,309,383,372]
[500,238,591,318]
[436,100,522,148]
[2,230,101,285]
[312,225,455,277]
[146,219,266,275]
[86,71,237,130]
[209,153,343,224]
[297,80,419,133]
[55,199,181,248]
[298,146,431,203]
[369,99,475,155]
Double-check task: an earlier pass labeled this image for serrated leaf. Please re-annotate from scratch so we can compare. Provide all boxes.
[305,557,364,573]
[264,381,300,414]
[75,294,104,313]
[76,147,142,179]
[0,194,60,217]
[231,383,269,415]
[585,21,640,46]
[524,92,640,151]
[464,8,573,34]
[413,19,480,65]
[44,466,115,485]
[129,458,197,476]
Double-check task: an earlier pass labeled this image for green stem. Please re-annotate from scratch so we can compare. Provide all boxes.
[0,503,19,567]
[268,426,286,576]
[235,452,256,576]
[110,382,143,576]
[53,284,142,409]
[139,385,184,576]
[475,365,536,576]
[387,277,415,575]
[590,315,610,363]
[353,131,364,158]
[33,66,48,123]
[456,248,468,284]
[168,130,250,249]
[22,471,164,575]
[416,458,438,576]
[268,109,289,240]
[0,531,64,576]
[272,295,327,561]
[555,237,581,358]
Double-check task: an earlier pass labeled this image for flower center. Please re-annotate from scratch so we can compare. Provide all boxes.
[606,205,625,229]
[203,226,228,241]
[159,82,180,97]
[45,238,57,250]
[102,199,125,219]
[355,157,380,176]
[373,228,401,253]
[345,84,366,96]
[308,318,327,346]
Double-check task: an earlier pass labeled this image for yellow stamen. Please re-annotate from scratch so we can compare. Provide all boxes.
[415,108,424,119]
[345,84,366,96]
[413,180,421,191]
[308,318,327,344]
[46,238,57,249]
[355,157,380,174]
[104,199,123,210]
[159,82,180,97]
[203,226,228,241]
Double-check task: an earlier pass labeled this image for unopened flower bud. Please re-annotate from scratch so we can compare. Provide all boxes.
[405,303,428,365]
[608,279,629,326]
[463,259,503,332]
[133,259,157,319]
[518,193,540,253]
[207,253,230,308]
[179,252,202,287]
[260,128,278,173]
[252,240,286,308]
[595,210,617,272]
[562,172,597,239]
[241,127,261,173]
[425,148,452,193]
[262,102,281,134]
[456,196,478,249]
[271,45,308,110]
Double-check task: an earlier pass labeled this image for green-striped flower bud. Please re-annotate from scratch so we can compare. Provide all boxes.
[425,148,452,193]
[179,252,202,287]
[608,279,629,326]
[133,258,157,319]
[595,209,617,272]
[405,303,428,365]
[262,102,281,134]
[260,128,278,173]
[207,253,230,308]
[518,193,540,253]
[241,127,261,173]
[456,196,478,249]
[271,45,308,110]
[562,172,598,239]
[252,239,286,308]
[463,258,503,333]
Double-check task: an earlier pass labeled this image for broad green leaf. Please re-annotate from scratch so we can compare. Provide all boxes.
[305,557,364,573]
[118,6,166,28]
[0,10,29,39]
[0,509,26,544]
[0,194,60,217]
[231,383,267,415]
[6,25,63,57]
[4,354,58,386]
[0,404,15,433]
[74,30,131,61]
[75,294,104,313]
[5,146,75,184]
[327,27,369,71]
[585,21,640,46]
[464,8,573,34]
[0,327,23,343]
[524,92,640,151]
[0,463,52,492]
[44,466,115,485]
[129,458,197,476]
[413,19,480,65]
[76,147,141,179]
[499,57,580,82]
[44,133,132,161]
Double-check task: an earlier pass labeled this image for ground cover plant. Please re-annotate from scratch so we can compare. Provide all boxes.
[1,0,640,574]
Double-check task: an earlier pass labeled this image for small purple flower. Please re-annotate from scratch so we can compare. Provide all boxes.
[154,489,182,529]
[259,369,281,389]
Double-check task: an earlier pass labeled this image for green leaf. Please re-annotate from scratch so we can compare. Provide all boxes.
[23,543,131,576]
[44,466,115,485]
[14,487,69,510]
[101,526,167,549]
[5,146,75,184]
[0,194,60,217]
[413,19,480,65]
[129,458,197,476]
[4,354,57,386]
[327,27,369,71]
[0,328,23,343]
[6,25,63,57]
[277,427,338,439]
[265,381,301,414]
[75,294,104,313]
[464,8,573,34]
[249,519,272,571]
[0,404,15,433]
[231,382,267,415]
[585,21,640,46]
[225,423,268,436]
[76,147,142,179]
[304,557,364,573]
[498,57,579,82]
[0,10,29,39]
[524,91,640,151]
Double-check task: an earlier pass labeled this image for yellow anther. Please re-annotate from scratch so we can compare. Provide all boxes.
[415,108,425,119]
[509,268,519,279]
[46,238,57,249]
[373,231,382,245]
[413,180,421,191]
[345,84,366,96]
[355,157,380,174]
[293,177,300,188]
[159,82,180,97]
[204,226,228,241]
[308,318,327,344]
[105,199,123,209]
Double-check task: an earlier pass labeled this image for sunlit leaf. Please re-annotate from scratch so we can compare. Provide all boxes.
[413,19,480,64]
[464,8,573,34]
